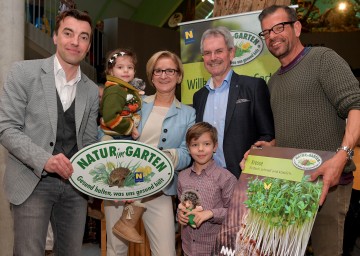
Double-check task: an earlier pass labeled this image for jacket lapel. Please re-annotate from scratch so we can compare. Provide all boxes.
[165,98,180,119]
[225,74,241,133]
[139,94,180,133]
[41,56,88,136]
[75,77,88,134]
[196,89,208,122]
[139,95,155,132]
[41,56,57,136]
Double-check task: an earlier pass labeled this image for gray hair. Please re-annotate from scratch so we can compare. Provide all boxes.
[200,26,234,54]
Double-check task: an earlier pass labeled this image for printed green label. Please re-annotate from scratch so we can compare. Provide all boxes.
[243,155,304,182]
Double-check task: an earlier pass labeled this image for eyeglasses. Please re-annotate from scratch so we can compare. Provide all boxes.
[153,69,179,76]
[202,48,227,58]
[259,21,296,39]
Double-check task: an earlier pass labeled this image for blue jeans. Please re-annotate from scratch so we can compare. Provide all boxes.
[11,174,87,256]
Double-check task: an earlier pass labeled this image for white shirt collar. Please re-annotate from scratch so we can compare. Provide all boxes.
[54,55,81,86]
[54,56,81,111]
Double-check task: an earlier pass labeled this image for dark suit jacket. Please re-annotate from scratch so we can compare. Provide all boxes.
[193,72,274,178]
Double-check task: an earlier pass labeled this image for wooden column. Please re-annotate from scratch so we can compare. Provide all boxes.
[101,202,107,256]
[213,0,291,17]
[0,0,24,254]
[127,221,151,256]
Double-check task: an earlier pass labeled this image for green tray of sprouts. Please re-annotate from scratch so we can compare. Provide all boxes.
[235,175,322,256]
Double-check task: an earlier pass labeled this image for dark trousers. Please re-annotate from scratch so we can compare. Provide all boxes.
[343,189,360,255]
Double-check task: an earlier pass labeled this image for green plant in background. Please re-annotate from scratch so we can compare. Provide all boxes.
[89,162,155,187]
[240,175,322,256]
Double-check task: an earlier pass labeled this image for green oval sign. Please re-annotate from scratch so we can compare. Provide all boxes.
[69,140,174,200]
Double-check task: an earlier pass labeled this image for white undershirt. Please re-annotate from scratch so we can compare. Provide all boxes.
[139,106,169,147]
[54,56,81,111]
[138,105,179,168]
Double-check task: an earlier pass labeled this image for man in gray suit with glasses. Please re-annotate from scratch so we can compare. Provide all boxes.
[0,9,98,256]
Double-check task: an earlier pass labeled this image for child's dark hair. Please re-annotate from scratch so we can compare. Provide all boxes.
[186,122,218,146]
[105,48,137,75]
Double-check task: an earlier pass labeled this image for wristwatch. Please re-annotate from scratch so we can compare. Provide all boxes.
[336,146,354,160]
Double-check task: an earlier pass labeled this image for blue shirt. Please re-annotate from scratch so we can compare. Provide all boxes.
[203,70,233,168]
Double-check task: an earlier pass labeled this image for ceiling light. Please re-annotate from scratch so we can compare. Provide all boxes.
[338,2,347,11]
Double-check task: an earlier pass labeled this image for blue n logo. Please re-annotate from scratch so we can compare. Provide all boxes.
[184,29,195,45]
[135,172,144,182]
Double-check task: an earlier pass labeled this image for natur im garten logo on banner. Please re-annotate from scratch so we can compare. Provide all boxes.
[69,140,174,200]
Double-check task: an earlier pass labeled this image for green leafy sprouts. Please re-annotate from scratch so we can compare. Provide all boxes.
[244,175,322,228]
[237,175,323,256]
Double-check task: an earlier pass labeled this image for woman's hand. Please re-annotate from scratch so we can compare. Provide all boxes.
[132,127,139,140]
